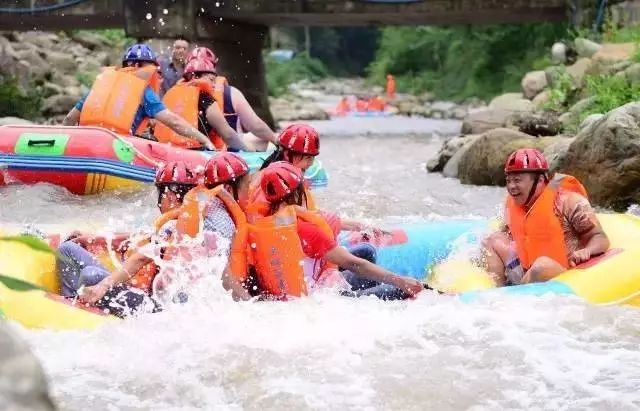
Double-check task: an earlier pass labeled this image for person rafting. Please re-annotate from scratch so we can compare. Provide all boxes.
[61,44,214,150]
[386,74,396,100]
[333,97,351,116]
[249,161,424,299]
[482,148,610,286]
[367,96,386,112]
[183,47,278,151]
[152,55,251,151]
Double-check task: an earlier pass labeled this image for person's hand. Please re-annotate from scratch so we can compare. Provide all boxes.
[393,277,424,296]
[569,248,591,267]
[79,278,113,304]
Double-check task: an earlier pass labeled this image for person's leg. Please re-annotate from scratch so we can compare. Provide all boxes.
[57,241,110,297]
[347,243,377,263]
[481,232,512,287]
[93,284,161,318]
[523,256,566,283]
[341,243,379,290]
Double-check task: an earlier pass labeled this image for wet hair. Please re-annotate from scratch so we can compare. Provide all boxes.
[156,183,194,206]
[267,181,307,216]
[259,148,308,170]
[205,174,248,202]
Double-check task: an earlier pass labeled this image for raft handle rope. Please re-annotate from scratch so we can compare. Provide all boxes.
[77,126,160,167]
[0,0,92,14]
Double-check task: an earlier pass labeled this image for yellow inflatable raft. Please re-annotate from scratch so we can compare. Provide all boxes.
[429,213,640,307]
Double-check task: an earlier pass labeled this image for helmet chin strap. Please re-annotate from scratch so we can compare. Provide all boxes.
[523,173,547,207]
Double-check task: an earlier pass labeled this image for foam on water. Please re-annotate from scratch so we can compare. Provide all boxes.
[3,128,640,410]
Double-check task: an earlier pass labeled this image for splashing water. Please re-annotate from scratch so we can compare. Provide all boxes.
[3,124,640,410]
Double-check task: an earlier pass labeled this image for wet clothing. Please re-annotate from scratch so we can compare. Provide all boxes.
[74,87,166,135]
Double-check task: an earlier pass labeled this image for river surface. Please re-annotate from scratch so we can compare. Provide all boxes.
[3,116,640,411]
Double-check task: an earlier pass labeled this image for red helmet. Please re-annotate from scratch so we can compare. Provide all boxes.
[504,148,549,174]
[155,161,199,186]
[184,57,217,77]
[204,153,249,186]
[278,124,320,156]
[187,47,218,64]
[260,161,304,202]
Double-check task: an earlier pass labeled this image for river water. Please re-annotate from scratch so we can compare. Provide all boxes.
[3,116,640,411]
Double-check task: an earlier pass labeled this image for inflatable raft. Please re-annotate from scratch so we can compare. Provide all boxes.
[0,125,328,195]
[1,213,638,331]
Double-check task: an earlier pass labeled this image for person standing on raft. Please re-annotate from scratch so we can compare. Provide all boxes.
[62,44,215,150]
[482,148,610,286]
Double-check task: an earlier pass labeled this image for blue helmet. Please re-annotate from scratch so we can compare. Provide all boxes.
[122,44,158,66]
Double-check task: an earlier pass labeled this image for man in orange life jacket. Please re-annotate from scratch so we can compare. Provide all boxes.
[154,56,250,151]
[62,44,214,150]
[254,162,424,299]
[483,148,610,286]
[186,47,278,151]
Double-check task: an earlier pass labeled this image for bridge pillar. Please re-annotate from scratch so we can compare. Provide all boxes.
[196,18,276,130]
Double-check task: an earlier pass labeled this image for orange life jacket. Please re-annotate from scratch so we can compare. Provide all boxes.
[153,78,227,150]
[386,75,396,99]
[172,185,249,283]
[79,66,160,135]
[506,174,588,270]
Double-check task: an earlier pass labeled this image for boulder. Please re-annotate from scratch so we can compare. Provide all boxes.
[569,97,595,116]
[410,105,432,118]
[551,42,567,64]
[0,321,57,411]
[70,30,112,50]
[623,63,640,84]
[14,31,59,50]
[544,65,568,88]
[461,107,512,135]
[578,113,604,132]
[14,49,50,82]
[0,117,34,126]
[41,82,64,98]
[51,72,80,88]
[557,102,640,210]
[270,97,329,121]
[442,135,480,178]
[427,136,467,172]
[458,128,559,186]
[592,43,636,63]
[532,90,551,110]
[521,70,548,99]
[544,137,574,172]
[41,94,77,116]
[42,50,77,73]
[489,93,534,112]
[559,112,578,131]
[430,101,457,116]
[506,111,562,137]
[449,106,468,120]
[574,38,602,58]
[566,58,593,85]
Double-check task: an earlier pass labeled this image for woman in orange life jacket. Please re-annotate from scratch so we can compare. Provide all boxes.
[482,148,610,286]
[154,56,250,152]
[62,44,214,150]
[257,162,424,299]
[70,162,200,316]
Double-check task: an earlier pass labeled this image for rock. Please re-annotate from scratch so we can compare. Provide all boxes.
[51,72,80,88]
[557,102,640,210]
[551,42,567,64]
[458,128,560,186]
[559,112,578,131]
[489,93,534,112]
[14,48,50,82]
[569,97,595,116]
[430,101,457,116]
[410,105,432,118]
[592,43,636,63]
[578,113,604,132]
[521,70,548,99]
[69,31,111,50]
[566,58,593,85]
[14,31,59,50]
[442,135,480,178]
[0,117,34,126]
[532,90,551,110]
[0,321,57,411]
[623,63,640,84]
[42,50,77,73]
[42,94,77,116]
[65,86,83,101]
[544,137,574,172]
[41,82,64,98]
[544,65,567,88]
[270,97,329,121]
[461,108,512,135]
[449,106,468,120]
[506,111,562,137]
[427,136,467,172]
[574,38,602,58]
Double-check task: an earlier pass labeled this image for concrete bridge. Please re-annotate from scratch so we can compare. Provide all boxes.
[0,0,600,125]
